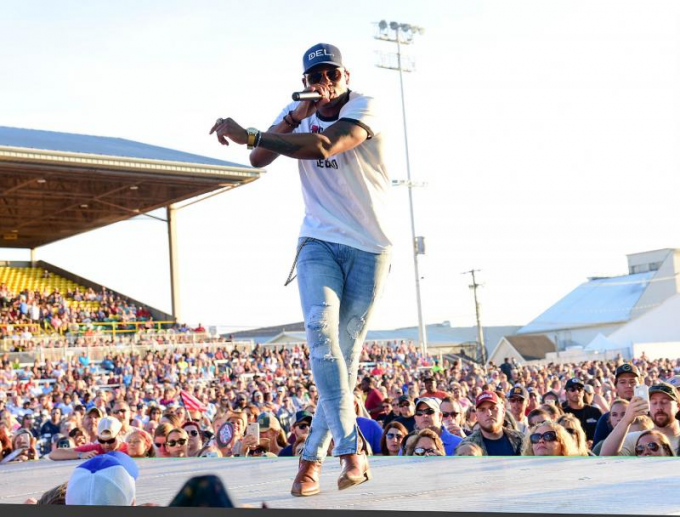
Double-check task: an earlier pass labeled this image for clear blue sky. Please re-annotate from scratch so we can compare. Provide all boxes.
[1,1,679,332]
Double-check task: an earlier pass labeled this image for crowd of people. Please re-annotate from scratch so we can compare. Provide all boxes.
[1,335,679,470]
[0,277,156,342]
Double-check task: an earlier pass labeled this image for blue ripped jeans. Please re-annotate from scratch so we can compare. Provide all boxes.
[296,238,391,462]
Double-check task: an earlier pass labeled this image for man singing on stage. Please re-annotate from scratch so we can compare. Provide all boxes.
[210,43,391,497]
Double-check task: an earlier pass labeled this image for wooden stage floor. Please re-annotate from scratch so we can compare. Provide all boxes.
[1,456,680,514]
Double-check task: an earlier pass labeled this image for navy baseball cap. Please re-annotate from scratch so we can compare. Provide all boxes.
[303,43,343,73]
[565,378,585,390]
[615,363,640,379]
[507,385,528,400]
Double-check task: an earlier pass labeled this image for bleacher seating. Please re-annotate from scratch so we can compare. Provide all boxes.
[0,266,100,311]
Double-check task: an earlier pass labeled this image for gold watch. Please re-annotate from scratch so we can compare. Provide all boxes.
[246,127,260,150]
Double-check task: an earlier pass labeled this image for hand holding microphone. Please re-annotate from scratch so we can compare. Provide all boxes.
[292,91,323,101]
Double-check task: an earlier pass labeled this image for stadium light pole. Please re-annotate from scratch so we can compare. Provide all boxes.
[374,20,428,357]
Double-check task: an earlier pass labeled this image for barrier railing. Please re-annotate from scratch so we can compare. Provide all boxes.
[3,338,258,364]
[0,320,178,352]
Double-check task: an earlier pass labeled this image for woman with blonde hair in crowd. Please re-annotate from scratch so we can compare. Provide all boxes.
[634,430,676,457]
[463,406,477,435]
[556,414,589,455]
[522,421,583,456]
[455,442,483,457]
[404,428,445,457]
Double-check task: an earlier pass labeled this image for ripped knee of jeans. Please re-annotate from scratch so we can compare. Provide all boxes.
[307,304,336,361]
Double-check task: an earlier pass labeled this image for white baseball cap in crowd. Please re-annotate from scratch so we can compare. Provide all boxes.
[97,416,122,439]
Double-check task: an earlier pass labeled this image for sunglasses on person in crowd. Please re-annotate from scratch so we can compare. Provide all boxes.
[251,447,268,456]
[563,427,576,436]
[386,432,404,440]
[398,402,411,408]
[305,68,344,85]
[166,438,187,447]
[98,437,116,445]
[186,429,200,437]
[296,424,310,430]
[414,447,442,456]
[415,409,436,416]
[567,387,583,392]
[154,441,165,448]
[442,411,459,419]
[635,442,662,455]
[530,431,558,444]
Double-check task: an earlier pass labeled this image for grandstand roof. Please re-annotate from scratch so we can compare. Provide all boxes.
[517,272,655,334]
[0,126,264,249]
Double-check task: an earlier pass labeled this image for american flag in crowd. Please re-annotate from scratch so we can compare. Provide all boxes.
[179,389,207,412]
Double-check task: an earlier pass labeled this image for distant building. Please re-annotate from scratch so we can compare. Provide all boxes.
[487,335,557,365]
[234,321,521,361]
[516,249,680,354]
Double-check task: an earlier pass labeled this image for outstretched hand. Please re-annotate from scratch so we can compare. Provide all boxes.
[209,118,248,146]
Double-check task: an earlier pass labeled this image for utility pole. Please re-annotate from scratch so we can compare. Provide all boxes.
[374,20,428,356]
[463,269,486,364]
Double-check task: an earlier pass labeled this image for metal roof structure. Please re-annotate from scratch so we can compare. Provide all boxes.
[0,126,263,249]
[517,271,655,334]
[253,322,521,358]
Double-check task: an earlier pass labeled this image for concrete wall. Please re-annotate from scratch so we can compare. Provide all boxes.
[632,342,680,361]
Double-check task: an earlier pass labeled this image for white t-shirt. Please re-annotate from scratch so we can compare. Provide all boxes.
[273,91,392,253]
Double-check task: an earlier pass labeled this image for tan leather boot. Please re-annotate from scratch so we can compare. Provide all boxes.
[337,430,371,490]
[291,458,322,497]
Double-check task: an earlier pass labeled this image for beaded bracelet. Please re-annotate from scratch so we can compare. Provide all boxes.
[283,111,301,128]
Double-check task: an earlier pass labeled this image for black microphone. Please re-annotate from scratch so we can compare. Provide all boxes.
[292,91,322,101]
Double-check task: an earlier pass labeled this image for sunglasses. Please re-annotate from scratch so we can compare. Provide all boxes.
[166,438,187,447]
[386,432,404,440]
[442,411,459,418]
[187,429,200,437]
[530,431,558,444]
[296,424,310,430]
[414,447,442,456]
[415,409,436,416]
[398,403,411,408]
[305,68,344,85]
[563,428,576,435]
[567,387,583,392]
[98,437,116,445]
[635,442,661,455]
[154,442,165,448]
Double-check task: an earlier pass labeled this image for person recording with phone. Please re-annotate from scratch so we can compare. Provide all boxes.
[599,381,680,456]
[210,43,391,496]
[592,363,641,447]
